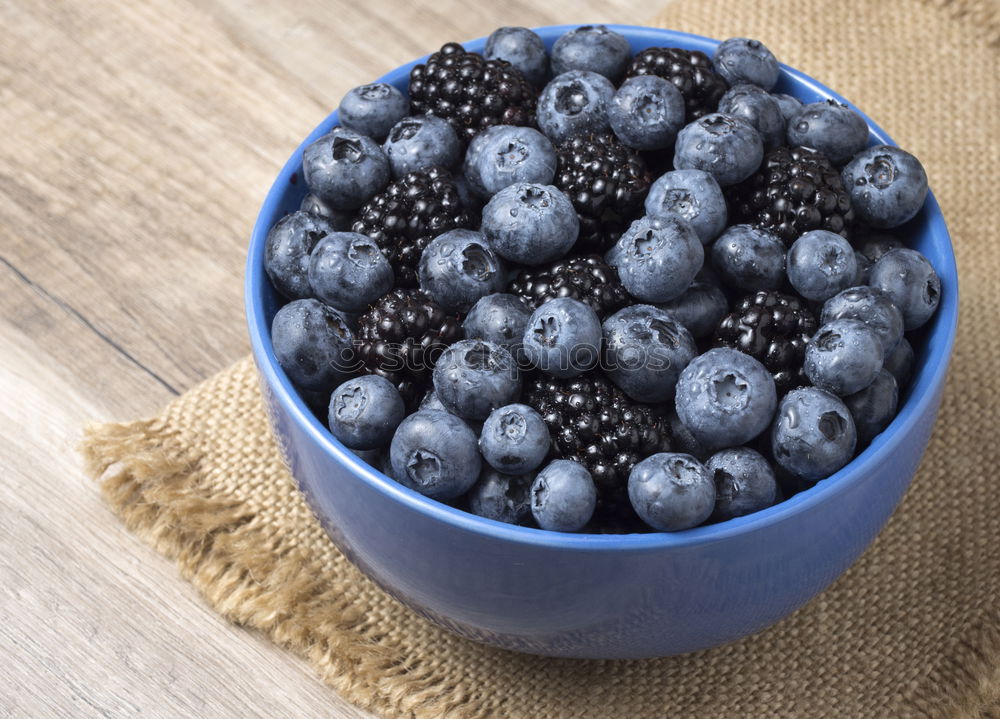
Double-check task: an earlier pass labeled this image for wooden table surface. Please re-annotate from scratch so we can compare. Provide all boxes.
[0,1,654,716]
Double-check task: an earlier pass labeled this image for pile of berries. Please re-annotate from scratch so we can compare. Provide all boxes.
[265,26,941,534]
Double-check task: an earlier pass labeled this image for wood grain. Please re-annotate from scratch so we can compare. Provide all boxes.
[0,1,652,716]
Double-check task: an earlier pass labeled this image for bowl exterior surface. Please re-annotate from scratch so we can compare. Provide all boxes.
[246,25,958,659]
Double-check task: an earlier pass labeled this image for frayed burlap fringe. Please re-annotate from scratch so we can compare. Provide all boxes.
[82,413,484,719]
[81,0,1000,717]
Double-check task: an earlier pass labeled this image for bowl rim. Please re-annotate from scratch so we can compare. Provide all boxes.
[245,24,959,552]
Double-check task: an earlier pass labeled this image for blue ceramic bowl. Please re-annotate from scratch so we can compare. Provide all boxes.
[245,25,958,659]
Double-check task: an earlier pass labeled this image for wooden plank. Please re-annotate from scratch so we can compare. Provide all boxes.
[0,332,372,717]
[0,0,654,715]
[0,247,380,713]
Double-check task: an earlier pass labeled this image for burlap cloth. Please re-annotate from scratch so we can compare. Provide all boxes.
[80,1,1000,716]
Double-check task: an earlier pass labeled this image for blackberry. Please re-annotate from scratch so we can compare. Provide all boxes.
[524,374,672,524]
[351,166,473,288]
[624,47,729,121]
[507,254,630,318]
[355,288,463,409]
[727,146,856,245]
[713,289,818,396]
[408,42,538,144]
[553,133,653,252]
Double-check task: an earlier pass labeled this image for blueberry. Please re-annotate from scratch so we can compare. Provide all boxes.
[264,211,335,300]
[463,293,532,359]
[417,229,506,313]
[711,224,786,291]
[842,368,899,445]
[644,169,727,245]
[628,453,716,531]
[842,145,929,228]
[667,407,711,460]
[883,337,915,387]
[530,460,597,531]
[657,280,729,338]
[479,403,550,474]
[608,75,686,151]
[332,308,359,332]
[602,305,697,402]
[713,38,780,90]
[787,100,869,166]
[603,242,623,269]
[821,285,904,355]
[432,339,521,421]
[351,447,390,474]
[673,113,764,187]
[771,387,857,479]
[675,348,778,450]
[298,386,337,417]
[337,83,408,142]
[706,447,778,520]
[480,183,579,265]
[419,389,451,413]
[299,194,354,230]
[551,25,631,83]
[327,375,405,450]
[611,215,704,303]
[463,125,557,198]
[694,262,723,287]
[302,128,390,210]
[536,70,615,143]
[451,169,485,219]
[484,26,549,88]
[522,297,602,378]
[307,232,394,312]
[855,230,904,265]
[772,93,804,122]
[868,248,941,330]
[416,389,481,431]
[382,116,461,178]
[271,298,355,392]
[787,229,859,302]
[718,84,785,150]
[467,469,535,524]
[853,251,873,286]
[389,410,481,501]
[804,318,884,395]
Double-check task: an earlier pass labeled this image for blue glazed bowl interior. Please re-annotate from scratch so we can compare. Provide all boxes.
[246,25,958,553]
